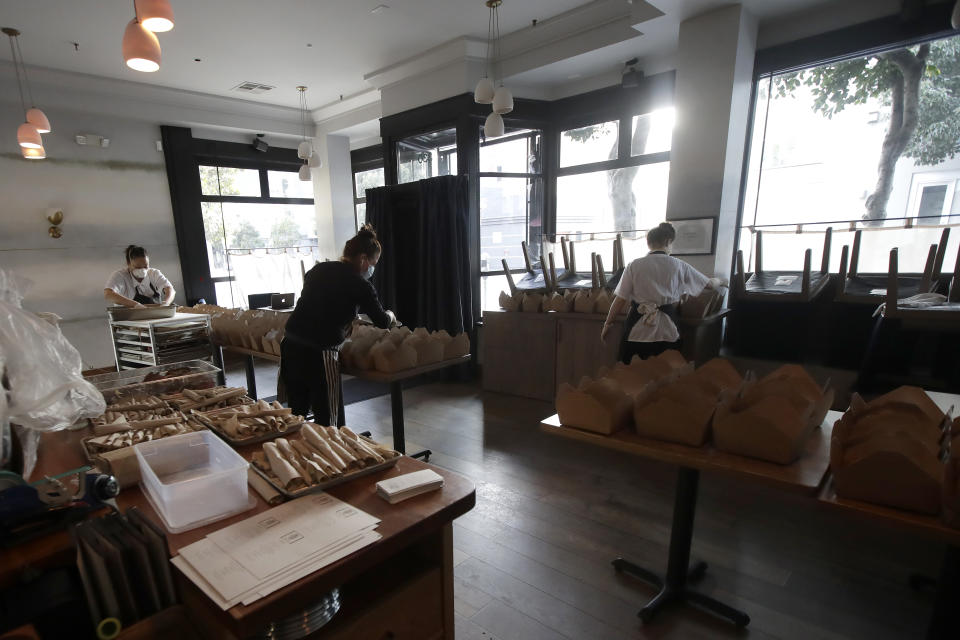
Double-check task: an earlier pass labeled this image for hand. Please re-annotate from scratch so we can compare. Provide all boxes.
[600,323,611,343]
[133,302,145,309]
[386,310,398,328]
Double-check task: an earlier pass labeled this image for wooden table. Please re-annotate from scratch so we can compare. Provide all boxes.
[19,426,476,639]
[343,355,471,456]
[540,411,837,628]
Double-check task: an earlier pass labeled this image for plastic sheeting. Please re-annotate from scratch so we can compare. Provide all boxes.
[0,269,105,475]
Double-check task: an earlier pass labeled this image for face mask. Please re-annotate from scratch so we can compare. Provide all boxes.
[131,268,147,279]
[364,264,375,280]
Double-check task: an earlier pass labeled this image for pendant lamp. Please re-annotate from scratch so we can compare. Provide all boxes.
[298,164,311,182]
[135,0,175,32]
[474,77,495,104]
[298,141,313,159]
[492,86,513,114]
[123,19,161,72]
[5,27,53,152]
[484,112,505,138]
[308,153,323,169]
[21,145,45,159]
[26,107,51,134]
[296,86,314,179]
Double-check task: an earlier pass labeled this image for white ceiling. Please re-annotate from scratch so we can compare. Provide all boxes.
[0,0,904,133]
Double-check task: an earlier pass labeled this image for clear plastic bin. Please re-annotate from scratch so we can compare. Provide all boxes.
[135,430,249,532]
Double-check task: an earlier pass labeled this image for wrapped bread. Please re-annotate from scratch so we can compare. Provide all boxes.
[831,387,946,514]
[573,289,596,313]
[556,375,632,435]
[594,290,612,314]
[264,442,306,491]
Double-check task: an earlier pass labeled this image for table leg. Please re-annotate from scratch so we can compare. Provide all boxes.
[612,467,750,627]
[245,354,258,400]
[389,381,432,461]
[926,545,960,639]
[213,345,226,386]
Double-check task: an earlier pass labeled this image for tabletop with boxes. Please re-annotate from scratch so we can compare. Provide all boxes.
[556,351,960,525]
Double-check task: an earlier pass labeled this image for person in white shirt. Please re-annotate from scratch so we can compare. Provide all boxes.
[601,222,723,363]
[103,245,176,308]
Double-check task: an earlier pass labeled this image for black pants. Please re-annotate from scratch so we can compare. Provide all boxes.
[279,338,345,426]
[619,339,681,365]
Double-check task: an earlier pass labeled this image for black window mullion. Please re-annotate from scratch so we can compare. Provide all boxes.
[200,195,314,205]
[618,115,631,160]
[259,169,270,198]
[556,150,670,177]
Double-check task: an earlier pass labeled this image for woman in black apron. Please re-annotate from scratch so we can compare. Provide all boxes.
[600,222,722,363]
[103,245,176,308]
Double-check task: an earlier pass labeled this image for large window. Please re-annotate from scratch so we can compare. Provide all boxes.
[555,107,675,271]
[396,127,457,184]
[741,34,960,273]
[199,165,317,308]
[480,128,543,311]
[353,166,385,229]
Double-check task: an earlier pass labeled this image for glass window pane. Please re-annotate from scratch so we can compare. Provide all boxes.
[221,203,318,251]
[631,108,675,156]
[480,131,541,173]
[556,162,670,235]
[201,202,230,278]
[354,168,385,198]
[560,121,619,168]
[267,170,314,199]
[198,166,261,197]
[481,274,509,312]
[355,203,366,229]
[213,280,236,308]
[397,127,458,184]
[480,177,542,272]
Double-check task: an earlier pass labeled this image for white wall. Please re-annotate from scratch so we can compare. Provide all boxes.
[0,102,180,368]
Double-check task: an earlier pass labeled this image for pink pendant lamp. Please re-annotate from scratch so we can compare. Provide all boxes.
[123,18,161,72]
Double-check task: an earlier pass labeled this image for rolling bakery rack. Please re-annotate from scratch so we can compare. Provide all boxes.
[108,312,216,371]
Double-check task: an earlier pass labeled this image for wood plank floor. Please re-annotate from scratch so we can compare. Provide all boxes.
[346,381,944,640]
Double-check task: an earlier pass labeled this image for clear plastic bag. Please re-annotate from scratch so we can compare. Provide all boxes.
[0,269,105,436]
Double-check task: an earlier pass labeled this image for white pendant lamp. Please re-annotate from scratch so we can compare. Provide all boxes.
[295,85,316,177]
[135,0,175,32]
[308,153,323,168]
[21,144,45,159]
[17,122,42,149]
[484,112,505,138]
[26,107,51,134]
[492,86,513,114]
[474,77,495,104]
[123,19,161,72]
[298,140,313,159]
[298,164,311,182]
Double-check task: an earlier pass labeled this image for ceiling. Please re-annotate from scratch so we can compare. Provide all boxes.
[0,0,903,125]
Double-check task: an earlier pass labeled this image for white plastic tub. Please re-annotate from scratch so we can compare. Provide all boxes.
[135,430,249,532]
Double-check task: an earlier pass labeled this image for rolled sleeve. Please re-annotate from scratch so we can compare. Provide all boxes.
[681,263,710,296]
[105,270,127,295]
[614,262,634,301]
[151,269,173,292]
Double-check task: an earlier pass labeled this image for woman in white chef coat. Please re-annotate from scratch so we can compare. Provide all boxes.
[103,245,176,308]
[601,222,723,363]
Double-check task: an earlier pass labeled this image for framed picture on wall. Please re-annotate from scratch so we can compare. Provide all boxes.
[670,217,716,255]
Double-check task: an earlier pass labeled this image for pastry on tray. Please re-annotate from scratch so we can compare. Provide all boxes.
[251,424,400,492]
[203,399,303,441]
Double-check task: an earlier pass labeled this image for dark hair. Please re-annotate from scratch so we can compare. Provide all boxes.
[646,222,676,248]
[343,224,381,260]
[125,245,148,263]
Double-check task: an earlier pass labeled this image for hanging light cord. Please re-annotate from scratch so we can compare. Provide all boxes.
[12,35,36,109]
[7,33,28,115]
[485,4,494,79]
[494,3,501,85]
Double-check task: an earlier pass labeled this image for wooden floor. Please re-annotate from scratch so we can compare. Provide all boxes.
[346,381,944,640]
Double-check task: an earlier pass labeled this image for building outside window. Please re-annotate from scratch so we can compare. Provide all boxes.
[741,33,960,274]
[199,165,317,308]
[353,166,385,229]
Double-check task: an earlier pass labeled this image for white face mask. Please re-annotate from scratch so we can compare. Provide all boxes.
[131,268,148,279]
[364,264,375,280]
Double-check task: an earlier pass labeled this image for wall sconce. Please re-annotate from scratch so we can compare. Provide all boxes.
[47,208,63,238]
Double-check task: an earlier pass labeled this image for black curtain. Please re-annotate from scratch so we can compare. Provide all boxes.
[366,175,473,334]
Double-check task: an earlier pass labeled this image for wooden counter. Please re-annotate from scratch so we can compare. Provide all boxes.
[19,426,476,639]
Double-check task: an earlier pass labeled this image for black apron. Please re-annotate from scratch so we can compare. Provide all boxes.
[132,280,162,305]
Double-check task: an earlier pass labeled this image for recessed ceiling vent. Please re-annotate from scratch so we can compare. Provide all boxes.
[231,81,275,94]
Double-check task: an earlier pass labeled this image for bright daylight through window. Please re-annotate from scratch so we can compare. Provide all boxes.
[741,33,960,274]
[199,165,317,308]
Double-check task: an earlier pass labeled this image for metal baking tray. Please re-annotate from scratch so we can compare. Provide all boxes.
[80,422,210,462]
[107,305,177,321]
[251,449,401,498]
[86,360,220,403]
